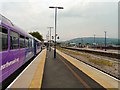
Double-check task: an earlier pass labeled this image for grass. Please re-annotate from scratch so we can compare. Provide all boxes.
[88,58,113,67]
[57,47,114,67]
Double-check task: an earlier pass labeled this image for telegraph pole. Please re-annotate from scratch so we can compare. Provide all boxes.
[104,31,107,51]
[94,34,96,49]
[47,27,53,51]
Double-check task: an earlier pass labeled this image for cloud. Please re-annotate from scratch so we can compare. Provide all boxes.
[0,0,118,41]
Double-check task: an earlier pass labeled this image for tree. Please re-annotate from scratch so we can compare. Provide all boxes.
[29,32,44,41]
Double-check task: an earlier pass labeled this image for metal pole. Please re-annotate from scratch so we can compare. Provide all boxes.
[47,27,53,51]
[94,34,95,49]
[47,31,49,50]
[81,38,83,47]
[54,7,57,59]
[50,28,51,51]
[48,27,53,51]
[105,31,107,51]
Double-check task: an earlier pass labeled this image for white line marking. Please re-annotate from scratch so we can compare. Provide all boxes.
[6,52,42,89]
[89,64,120,81]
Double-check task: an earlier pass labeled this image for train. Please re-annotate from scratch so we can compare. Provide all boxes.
[0,14,42,84]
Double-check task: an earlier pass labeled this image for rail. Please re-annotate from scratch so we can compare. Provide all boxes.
[61,47,120,59]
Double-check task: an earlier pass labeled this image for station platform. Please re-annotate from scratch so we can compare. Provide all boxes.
[67,47,119,54]
[65,47,120,54]
[7,48,119,89]
[42,49,105,89]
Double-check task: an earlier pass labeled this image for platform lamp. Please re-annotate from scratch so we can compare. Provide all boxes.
[49,6,64,59]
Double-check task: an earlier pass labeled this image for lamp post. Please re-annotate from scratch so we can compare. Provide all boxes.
[104,31,107,51]
[47,27,53,51]
[49,6,64,59]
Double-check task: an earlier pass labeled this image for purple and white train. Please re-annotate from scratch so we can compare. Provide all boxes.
[0,14,42,84]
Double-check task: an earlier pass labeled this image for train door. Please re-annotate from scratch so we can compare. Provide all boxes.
[34,39,37,56]
[25,37,34,62]
[19,35,26,65]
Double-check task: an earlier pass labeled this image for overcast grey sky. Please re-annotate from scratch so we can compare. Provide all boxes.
[0,0,119,41]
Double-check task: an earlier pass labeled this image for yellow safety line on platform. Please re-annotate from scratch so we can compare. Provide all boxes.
[29,49,46,88]
[56,49,119,90]
[58,55,91,89]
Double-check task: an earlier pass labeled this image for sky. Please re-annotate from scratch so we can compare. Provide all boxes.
[0,0,119,41]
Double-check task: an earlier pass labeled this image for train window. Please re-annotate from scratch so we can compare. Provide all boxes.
[20,35,25,48]
[29,38,32,48]
[32,39,34,48]
[25,37,29,48]
[0,26,8,51]
[10,31,19,49]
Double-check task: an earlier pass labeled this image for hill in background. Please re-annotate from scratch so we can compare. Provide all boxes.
[65,37,119,45]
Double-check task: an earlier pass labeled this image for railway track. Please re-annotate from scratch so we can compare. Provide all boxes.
[62,47,120,59]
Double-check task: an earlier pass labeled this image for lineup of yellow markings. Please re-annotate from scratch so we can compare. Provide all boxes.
[29,49,46,88]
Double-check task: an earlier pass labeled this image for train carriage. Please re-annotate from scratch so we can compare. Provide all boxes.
[34,37,42,55]
[24,34,34,63]
[0,14,42,84]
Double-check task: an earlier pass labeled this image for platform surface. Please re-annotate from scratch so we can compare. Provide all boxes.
[41,49,105,89]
